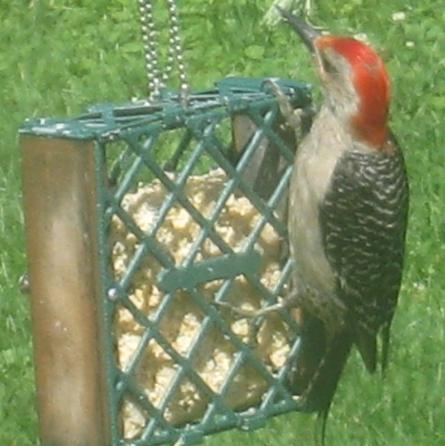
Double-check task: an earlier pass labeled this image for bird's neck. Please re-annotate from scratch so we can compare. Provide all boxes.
[323,89,389,149]
[350,106,389,148]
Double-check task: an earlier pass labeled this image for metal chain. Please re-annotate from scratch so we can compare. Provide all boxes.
[166,0,190,103]
[138,0,189,104]
[138,0,164,99]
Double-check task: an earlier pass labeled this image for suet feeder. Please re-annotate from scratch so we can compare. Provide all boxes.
[20,3,313,446]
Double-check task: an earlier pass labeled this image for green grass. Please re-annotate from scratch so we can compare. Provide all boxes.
[1,1,444,445]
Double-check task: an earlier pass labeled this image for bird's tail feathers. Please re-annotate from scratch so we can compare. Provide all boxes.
[288,315,353,443]
[380,322,392,375]
[354,325,377,373]
[354,320,394,375]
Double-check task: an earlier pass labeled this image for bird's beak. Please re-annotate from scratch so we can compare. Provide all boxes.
[275,6,321,54]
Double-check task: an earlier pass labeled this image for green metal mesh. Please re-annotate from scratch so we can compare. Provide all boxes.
[21,77,312,446]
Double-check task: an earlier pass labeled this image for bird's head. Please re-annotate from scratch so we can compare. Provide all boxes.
[278,8,390,148]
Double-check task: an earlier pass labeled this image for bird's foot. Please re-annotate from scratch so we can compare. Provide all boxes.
[216,293,297,347]
[216,290,299,319]
[264,78,303,134]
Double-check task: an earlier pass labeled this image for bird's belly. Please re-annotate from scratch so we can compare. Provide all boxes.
[287,109,352,318]
[288,155,337,299]
[288,161,348,330]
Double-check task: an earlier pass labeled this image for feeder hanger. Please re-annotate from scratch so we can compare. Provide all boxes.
[138,0,190,104]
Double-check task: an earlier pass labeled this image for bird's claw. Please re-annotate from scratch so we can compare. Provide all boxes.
[215,290,299,319]
[215,301,270,318]
[264,79,304,133]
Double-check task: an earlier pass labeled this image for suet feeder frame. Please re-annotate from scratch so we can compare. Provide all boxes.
[20,4,313,446]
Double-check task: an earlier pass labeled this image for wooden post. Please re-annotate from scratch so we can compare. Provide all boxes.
[21,136,112,446]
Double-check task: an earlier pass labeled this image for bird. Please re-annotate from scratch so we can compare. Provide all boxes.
[275,7,410,433]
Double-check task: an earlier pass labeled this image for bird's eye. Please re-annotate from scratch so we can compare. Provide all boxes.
[322,57,337,74]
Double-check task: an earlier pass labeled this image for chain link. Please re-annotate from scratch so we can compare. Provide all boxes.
[166,0,189,103]
[138,0,164,99]
[138,0,189,104]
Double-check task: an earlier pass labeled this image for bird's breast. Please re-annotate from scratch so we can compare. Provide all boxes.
[288,107,357,301]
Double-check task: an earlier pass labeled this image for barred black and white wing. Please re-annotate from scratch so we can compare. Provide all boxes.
[319,138,409,372]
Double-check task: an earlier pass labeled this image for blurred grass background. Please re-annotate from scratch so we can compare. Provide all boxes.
[0,1,444,445]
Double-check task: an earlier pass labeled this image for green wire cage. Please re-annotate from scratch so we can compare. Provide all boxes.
[20,4,314,445]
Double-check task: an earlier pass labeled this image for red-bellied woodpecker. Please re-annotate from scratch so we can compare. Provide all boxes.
[276,8,410,425]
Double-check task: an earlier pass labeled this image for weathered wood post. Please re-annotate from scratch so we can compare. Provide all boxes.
[21,136,112,446]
